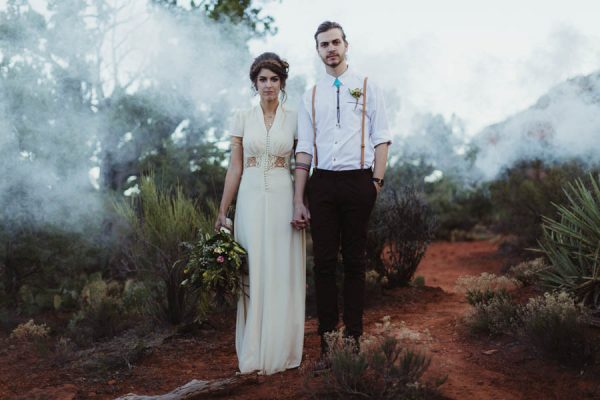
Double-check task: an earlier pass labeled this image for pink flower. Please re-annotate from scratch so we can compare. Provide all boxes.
[216,255,225,264]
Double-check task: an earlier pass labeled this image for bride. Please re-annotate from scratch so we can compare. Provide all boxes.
[214,52,306,375]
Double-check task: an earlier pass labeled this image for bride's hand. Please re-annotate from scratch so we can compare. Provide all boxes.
[291,203,310,230]
[214,214,229,232]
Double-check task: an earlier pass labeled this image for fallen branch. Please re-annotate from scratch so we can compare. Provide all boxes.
[115,375,257,399]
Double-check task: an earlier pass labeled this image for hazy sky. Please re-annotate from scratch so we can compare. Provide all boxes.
[249,0,600,135]
[2,0,599,136]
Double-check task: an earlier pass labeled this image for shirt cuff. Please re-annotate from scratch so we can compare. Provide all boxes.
[372,132,393,147]
[295,140,314,156]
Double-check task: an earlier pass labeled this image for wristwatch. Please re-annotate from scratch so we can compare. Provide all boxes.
[372,177,384,187]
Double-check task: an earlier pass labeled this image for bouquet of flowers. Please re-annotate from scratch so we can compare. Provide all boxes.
[182,227,248,301]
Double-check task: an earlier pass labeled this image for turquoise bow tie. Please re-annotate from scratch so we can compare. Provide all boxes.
[334,78,341,88]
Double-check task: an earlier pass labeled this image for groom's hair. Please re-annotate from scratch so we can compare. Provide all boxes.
[314,21,347,49]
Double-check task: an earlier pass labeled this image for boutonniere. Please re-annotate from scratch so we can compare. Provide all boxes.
[349,88,363,110]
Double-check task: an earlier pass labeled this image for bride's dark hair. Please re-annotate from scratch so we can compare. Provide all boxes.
[249,52,289,101]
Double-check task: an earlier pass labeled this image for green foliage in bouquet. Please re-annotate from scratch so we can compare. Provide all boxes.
[182,228,247,302]
[538,174,600,310]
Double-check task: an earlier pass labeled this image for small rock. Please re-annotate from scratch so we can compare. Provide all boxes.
[482,349,498,355]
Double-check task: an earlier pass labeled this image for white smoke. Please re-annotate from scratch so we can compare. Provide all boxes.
[0,0,256,232]
[473,72,600,180]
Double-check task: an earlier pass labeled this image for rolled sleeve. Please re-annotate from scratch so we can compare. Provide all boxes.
[369,84,392,147]
[295,94,314,156]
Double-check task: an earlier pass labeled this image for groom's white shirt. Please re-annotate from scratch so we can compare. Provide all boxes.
[296,66,392,171]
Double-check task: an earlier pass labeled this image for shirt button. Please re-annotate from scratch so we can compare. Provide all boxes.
[333,158,336,161]
[334,141,338,144]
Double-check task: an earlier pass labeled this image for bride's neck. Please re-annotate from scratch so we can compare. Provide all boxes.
[260,99,279,114]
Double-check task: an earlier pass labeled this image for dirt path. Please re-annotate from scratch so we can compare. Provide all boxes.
[3,240,599,399]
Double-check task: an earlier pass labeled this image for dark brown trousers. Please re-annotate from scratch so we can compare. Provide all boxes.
[307,168,377,339]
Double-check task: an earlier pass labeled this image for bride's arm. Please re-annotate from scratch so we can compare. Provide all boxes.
[215,136,243,230]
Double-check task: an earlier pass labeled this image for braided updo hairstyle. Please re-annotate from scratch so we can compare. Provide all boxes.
[249,52,289,102]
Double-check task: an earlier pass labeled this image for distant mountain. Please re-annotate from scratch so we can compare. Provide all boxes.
[473,71,600,179]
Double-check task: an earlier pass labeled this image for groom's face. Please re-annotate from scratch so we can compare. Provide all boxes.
[316,28,348,68]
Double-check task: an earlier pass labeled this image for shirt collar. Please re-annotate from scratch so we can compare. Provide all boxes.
[327,65,351,87]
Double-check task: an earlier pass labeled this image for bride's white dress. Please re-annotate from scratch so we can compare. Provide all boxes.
[231,104,306,375]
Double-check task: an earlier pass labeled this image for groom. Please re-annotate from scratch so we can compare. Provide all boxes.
[292,21,392,356]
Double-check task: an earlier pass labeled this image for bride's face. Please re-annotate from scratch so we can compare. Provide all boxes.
[256,68,281,102]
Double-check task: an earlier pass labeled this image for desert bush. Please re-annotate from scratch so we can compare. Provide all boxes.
[66,275,145,346]
[365,269,386,296]
[368,187,436,287]
[10,319,50,340]
[520,291,594,364]
[508,257,548,286]
[411,275,426,288]
[0,220,112,313]
[465,290,520,336]
[426,179,494,240]
[489,159,598,249]
[316,317,442,400]
[538,174,600,310]
[455,272,520,296]
[68,296,127,346]
[114,174,213,325]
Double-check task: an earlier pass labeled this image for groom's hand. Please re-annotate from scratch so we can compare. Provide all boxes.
[291,203,310,230]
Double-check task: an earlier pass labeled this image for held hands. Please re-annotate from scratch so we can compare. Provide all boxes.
[291,203,310,230]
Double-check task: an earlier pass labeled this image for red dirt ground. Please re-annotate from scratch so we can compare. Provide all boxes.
[2,240,599,399]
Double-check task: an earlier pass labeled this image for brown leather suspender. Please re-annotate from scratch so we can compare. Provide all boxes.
[311,85,318,168]
[360,77,368,169]
[311,77,368,169]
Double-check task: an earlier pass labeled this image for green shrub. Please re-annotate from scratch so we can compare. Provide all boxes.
[426,179,494,240]
[114,174,213,324]
[411,275,426,288]
[465,288,508,307]
[508,257,548,286]
[489,159,597,249]
[538,174,600,310]
[520,291,594,364]
[455,272,520,295]
[465,290,520,336]
[0,221,111,313]
[317,320,443,400]
[367,187,436,287]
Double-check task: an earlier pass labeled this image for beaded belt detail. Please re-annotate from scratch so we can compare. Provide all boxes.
[245,155,289,170]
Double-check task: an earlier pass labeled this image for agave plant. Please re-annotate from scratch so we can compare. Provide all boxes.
[538,174,600,310]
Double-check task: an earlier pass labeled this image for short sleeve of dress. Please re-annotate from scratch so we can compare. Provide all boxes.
[290,109,298,140]
[230,111,244,137]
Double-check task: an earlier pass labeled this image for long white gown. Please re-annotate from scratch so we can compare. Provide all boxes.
[231,104,306,375]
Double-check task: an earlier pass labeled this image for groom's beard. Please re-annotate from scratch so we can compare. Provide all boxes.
[322,53,345,68]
